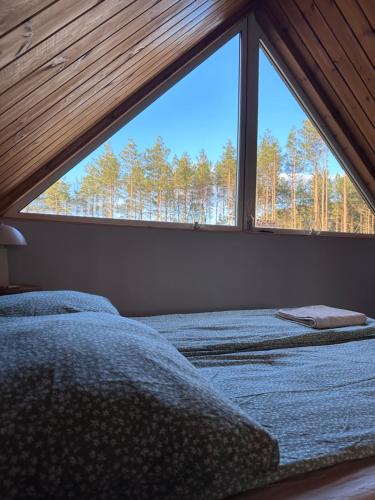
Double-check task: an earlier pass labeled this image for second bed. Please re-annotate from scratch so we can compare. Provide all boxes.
[139,308,375,494]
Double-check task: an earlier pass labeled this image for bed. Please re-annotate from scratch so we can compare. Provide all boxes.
[139,309,375,497]
[1,293,375,499]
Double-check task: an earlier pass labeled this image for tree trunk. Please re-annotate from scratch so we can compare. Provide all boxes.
[291,155,297,229]
[321,169,325,231]
[184,191,187,223]
[272,155,276,222]
[215,186,219,224]
[165,191,169,222]
[343,175,347,232]
[227,169,231,224]
[129,177,133,218]
[314,162,319,229]
[158,189,162,221]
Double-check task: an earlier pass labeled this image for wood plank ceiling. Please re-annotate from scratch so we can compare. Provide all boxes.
[255,0,375,203]
[0,0,374,214]
[0,0,251,214]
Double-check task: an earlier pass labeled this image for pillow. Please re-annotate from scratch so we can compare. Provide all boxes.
[0,290,119,317]
[0,312,279,500]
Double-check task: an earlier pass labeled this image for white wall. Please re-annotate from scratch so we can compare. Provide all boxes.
[6,218,375,317]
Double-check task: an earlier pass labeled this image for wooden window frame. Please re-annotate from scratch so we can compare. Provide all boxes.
[6,13,375,239]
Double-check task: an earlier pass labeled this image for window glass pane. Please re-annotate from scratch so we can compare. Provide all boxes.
[23,35,241,226]
[256,45,374,234]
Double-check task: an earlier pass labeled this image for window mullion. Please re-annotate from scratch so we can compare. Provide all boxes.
[242,14,261,232]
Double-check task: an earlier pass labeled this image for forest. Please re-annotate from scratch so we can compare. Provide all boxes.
[25,118,374,234]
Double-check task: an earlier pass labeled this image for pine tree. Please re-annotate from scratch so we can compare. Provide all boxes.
[25,128,375,235]
[285,127,304,229]
[144,136,171,221]
[121,139,144,220]
[215,140,237,225]
[192,150,212,224]
[300,120,323,230]
[76,163,101,216]
[174,153,193,223]
[94,143,122,218]
[43,179,71,215]
[256,130,282,226]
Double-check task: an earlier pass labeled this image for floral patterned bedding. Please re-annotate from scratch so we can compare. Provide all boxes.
[0,302,278,500]
[140,309,375,491]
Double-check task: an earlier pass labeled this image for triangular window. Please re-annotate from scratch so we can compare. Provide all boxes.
[256,45,374,234]
[22,35,241,227]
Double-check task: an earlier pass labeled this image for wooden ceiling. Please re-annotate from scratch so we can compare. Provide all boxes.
[0,0,251,214]
[255,0,375,204]
[0,0,374,214]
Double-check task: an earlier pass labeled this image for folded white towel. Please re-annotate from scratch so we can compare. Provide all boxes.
[276,305,367,329]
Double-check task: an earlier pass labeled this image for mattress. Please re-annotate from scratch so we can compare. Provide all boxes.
[139,309,375,490]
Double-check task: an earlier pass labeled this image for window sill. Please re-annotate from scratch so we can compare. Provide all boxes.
[8,212,375,239]
[252,227,375,239]
[9,212,242,233]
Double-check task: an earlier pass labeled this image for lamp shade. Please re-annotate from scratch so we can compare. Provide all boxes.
[0,223,27,246]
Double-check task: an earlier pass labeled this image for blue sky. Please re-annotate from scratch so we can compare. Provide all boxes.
[62,34,342,185]
[258,46,303,146]
[258,46,341,174]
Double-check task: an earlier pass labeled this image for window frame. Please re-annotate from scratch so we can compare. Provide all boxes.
[7,13,375,238]
[8,21,246,232]
[250,21,375,237]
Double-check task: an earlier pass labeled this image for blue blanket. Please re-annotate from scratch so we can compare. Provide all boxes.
[139,308,375,354]
[0,310,279,500]
[2,295,375,497]
[140,309,375,490]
